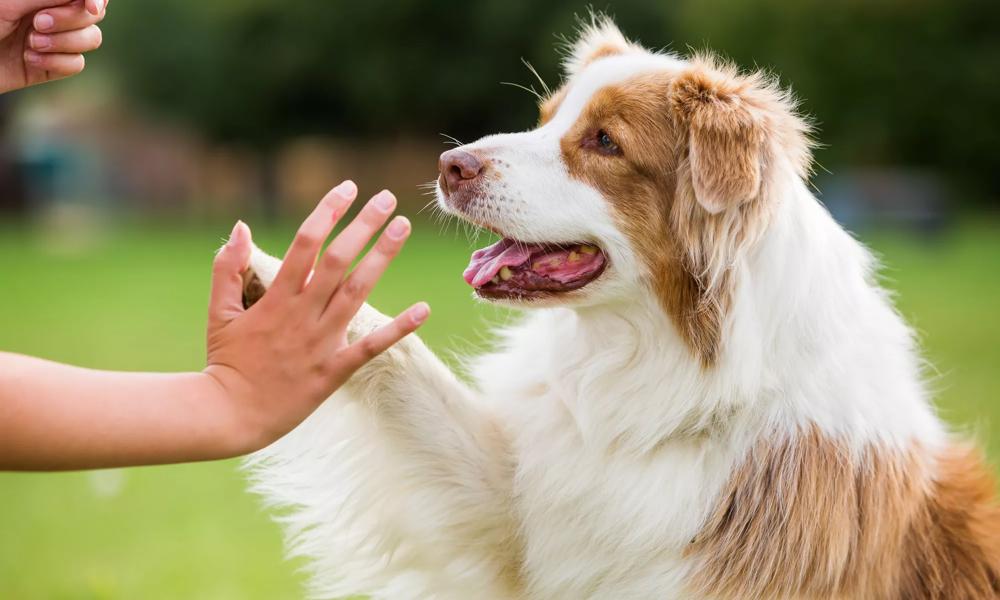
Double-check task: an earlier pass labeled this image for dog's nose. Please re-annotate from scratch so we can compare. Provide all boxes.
[439,149,485,195]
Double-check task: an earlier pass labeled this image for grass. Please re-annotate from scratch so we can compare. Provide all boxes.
[0,217,997,599]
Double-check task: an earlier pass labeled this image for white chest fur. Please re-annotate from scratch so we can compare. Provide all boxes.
[477,309,754,599]
[510,412,742,598]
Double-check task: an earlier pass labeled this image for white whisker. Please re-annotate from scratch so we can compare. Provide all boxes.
[439,132,465,147]
[521,57,551,97]
[500,81,543,102]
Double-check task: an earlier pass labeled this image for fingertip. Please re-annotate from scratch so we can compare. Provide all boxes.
[409,302,430,326]
[229,221,253,269]
[385,215,411,241]
[228,220,249,245]
[373,189,396,211]
[332,179,357,199]
[235,220,252,242]
[325,180,358,220]
[34,13,54,32]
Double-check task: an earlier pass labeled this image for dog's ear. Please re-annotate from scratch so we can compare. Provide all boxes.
[562,14,639,77]
[669,56,813,214]
[669,60,768,214]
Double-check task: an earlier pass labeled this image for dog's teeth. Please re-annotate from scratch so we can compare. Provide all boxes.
[580,245,598,255]
[568,251,580,263]
[491,276,500,284]
[499,266,513,281]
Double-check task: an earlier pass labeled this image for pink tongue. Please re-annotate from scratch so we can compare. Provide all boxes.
[463,239,536,287]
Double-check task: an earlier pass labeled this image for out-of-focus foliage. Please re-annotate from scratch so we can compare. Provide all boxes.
[673,0,1000,204]
[103,0,999,202]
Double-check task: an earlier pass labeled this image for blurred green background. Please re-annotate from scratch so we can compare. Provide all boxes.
[0,0,998,598]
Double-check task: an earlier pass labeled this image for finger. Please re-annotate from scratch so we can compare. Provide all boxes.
[29,25,102,54]
[12,0,84,17]
[270,180,357,297]
[306,189,397,309]
[339,303,430,371]
[34,3,106,34]
[208,221,253,326]
[322,216,410,328]
[85,0,104,16]
[23,52,85,80]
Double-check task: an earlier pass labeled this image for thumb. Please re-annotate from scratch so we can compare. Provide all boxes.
[209,221,252,326]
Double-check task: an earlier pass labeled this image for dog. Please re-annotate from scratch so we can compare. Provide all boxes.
[240,17,1000,600]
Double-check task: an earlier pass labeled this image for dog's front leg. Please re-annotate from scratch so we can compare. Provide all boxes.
[241,244,520,599]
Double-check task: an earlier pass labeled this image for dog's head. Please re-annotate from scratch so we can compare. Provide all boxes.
[436,17,812,364]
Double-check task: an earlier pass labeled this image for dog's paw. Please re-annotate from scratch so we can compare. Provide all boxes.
[237,243,404,360]
[239,244,390,341]
[242,244,282,309]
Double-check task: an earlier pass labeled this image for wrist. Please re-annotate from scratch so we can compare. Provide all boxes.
[199,366,268,458]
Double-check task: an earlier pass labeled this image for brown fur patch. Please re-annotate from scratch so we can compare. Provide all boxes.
[898,444,1000,598]
[555,55,811,366]
[585,43,627,66]
[241,271,266,309]
[538,86,567,126]
[687,429,1000,599]
[670,67,764,213]
[556,72,726,363]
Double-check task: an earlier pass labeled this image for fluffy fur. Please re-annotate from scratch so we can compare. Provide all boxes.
[242,18,999,599]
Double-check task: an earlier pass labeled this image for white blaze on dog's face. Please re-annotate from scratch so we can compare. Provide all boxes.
[436,19,811,364]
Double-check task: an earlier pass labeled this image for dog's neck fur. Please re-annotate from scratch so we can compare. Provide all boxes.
[482,178,944,460]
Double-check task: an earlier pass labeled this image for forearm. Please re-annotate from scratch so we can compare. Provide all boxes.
[0,352,247,470]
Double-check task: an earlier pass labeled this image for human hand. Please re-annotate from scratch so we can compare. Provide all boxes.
[0,0,106,94]
[202,181,430,453]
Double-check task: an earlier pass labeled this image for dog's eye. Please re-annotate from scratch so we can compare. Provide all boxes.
[594,129,622,156]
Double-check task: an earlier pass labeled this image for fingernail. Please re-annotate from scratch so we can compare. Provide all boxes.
[373,190,395,211]
[410,303,430,325]
[386,216,409,240]
[34,14,54,31]
[30,34,51,50]
[24,51,42,65]
[333,180,356,197]
[228,220,247,245]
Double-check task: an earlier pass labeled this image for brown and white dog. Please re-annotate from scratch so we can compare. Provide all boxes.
[241,17,1000,600]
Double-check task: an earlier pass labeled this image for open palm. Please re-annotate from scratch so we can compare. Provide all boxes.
[0,0,105,94]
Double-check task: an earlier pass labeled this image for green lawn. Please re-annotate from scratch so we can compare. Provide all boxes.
[0,217,997,599]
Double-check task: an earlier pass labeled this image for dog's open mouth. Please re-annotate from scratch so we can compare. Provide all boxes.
[463,238,607,300]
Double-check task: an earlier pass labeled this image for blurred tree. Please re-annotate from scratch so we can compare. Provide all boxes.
[100,0,691,144]
[103,0,999,203]
[673,0,1000,204]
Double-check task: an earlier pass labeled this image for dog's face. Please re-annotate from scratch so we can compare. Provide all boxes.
[436,19,811,363]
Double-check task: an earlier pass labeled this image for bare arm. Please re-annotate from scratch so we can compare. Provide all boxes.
[0,354,243,469]
[0,182,428,471]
